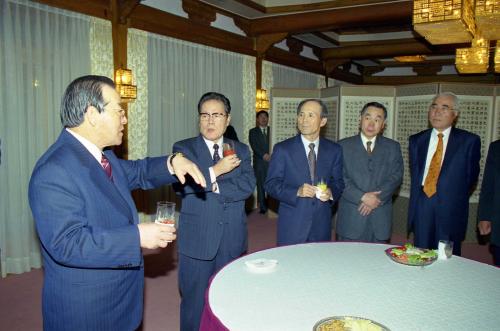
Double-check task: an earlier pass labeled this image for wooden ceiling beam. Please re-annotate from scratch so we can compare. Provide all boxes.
[246,2,411,36]
[31,0,110,19]
[129,5,255,56]
[323,41,432,60]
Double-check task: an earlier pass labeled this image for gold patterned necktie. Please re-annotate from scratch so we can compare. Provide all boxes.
[308,143,316,183]
[366,141,372,154]
[423,133,444,197]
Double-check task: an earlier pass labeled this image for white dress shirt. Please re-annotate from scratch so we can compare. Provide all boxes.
[360,133,377,152]
[203,136,223,193]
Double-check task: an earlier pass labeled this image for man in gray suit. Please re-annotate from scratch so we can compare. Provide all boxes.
[337,102,403,242]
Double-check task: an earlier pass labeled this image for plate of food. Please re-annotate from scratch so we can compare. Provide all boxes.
[385,243,437,266]
[313,316,390,331]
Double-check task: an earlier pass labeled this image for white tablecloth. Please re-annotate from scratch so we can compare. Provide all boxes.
[206,242,500,331]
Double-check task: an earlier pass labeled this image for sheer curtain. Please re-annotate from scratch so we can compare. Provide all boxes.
[0,0,91,277]
[272,63,320,89]
[147,34,245,156]
[145,34,245,210]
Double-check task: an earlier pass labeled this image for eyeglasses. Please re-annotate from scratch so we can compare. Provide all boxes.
[199,112,227,121]
[430,104,454,112]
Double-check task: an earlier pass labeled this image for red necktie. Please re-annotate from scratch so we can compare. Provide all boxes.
[101,154,113,181]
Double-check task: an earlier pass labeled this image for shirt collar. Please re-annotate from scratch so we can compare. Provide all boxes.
[66,128,102,163]
[360,132,377,147]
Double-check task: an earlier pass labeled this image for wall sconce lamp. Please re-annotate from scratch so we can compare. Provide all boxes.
[256,88,270,111]
[115,68,137,102]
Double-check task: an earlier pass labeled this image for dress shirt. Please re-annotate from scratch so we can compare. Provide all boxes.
[66,128,102,163]
[301,135,319,158]
[421,127,452,185]
[360,133,377,152]
[203,136,223,193]
[260,126,268,136]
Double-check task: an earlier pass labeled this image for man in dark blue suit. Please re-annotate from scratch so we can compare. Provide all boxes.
[265,99,344,245]
[28,75,206,330]
[478,140,500,266]
[408,92,480,256]
[173,92,255,331]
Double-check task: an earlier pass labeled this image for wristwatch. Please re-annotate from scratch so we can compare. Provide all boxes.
[169,152,184,167]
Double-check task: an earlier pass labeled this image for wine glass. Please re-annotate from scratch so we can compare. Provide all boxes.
[155,201,176,228]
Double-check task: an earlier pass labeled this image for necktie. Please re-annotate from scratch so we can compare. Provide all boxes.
[308,143,316,183]
[213,144,221,164]
[423,133,444,197]
[366,141,373,154]
[101,154,113,181]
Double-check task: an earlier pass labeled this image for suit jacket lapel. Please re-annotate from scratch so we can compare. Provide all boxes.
[295,135,313,184]
[418,130,432,182]
[440,127,459,175]
[103,150,138,223]
[197,134,214,168]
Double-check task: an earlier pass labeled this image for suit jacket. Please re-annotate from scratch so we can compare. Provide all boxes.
[478,140,500,246]
[337,135,403,240]
[173,135,255,260]
[265,135,344,245]
[249,126,270,177]
[408,127,480,241]
[28,130,176,331]
[249,126,270,165]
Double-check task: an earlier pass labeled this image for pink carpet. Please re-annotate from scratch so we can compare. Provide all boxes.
[0,210,494,330]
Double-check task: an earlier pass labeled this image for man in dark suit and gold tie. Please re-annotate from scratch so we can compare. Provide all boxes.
[173,92,255,331]
[408,92,480,255]
[337,102,403,243]
[28,75,206,330]
[249,110,271,214]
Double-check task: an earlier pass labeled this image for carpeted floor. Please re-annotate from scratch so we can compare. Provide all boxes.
[0,210,494,330]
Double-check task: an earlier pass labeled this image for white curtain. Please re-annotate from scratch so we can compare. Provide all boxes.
[272,63,320,89]
[147,34,245,156]
[0,0,91,277]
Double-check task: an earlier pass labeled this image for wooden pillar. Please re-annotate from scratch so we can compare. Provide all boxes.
[111,0,129,159]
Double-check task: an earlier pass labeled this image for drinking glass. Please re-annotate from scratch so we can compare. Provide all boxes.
[222,142,236,157]
[315,178,327,199]
[155,201,176,228]
[438,240,453,259]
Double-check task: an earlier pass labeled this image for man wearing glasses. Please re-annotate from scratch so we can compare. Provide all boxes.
[408,92,480,256]
[172,92,255,331]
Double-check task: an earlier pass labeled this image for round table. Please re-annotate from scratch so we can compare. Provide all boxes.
[201,242,500,331]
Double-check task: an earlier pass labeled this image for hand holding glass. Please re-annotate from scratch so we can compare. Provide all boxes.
[155,201,176,228]
[222,142,236,157]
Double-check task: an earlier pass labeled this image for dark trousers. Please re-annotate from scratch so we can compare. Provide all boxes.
[178,226,235,331]
[413,189,462,256]
[492,244,500,267]
[254,162,268,212]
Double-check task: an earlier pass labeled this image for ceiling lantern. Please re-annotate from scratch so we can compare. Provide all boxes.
[413,0,475,44]
[455,36,490,73]
[475,0,500,40]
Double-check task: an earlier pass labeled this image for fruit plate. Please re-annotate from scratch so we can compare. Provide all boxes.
[385,244,437,266]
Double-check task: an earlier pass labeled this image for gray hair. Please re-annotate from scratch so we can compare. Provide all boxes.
[60,75,115,128]
[432,92,460,113]
[297,99,328,118]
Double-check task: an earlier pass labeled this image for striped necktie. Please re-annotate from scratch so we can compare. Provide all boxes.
[213,144,221,164]
[308,143,316,183]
